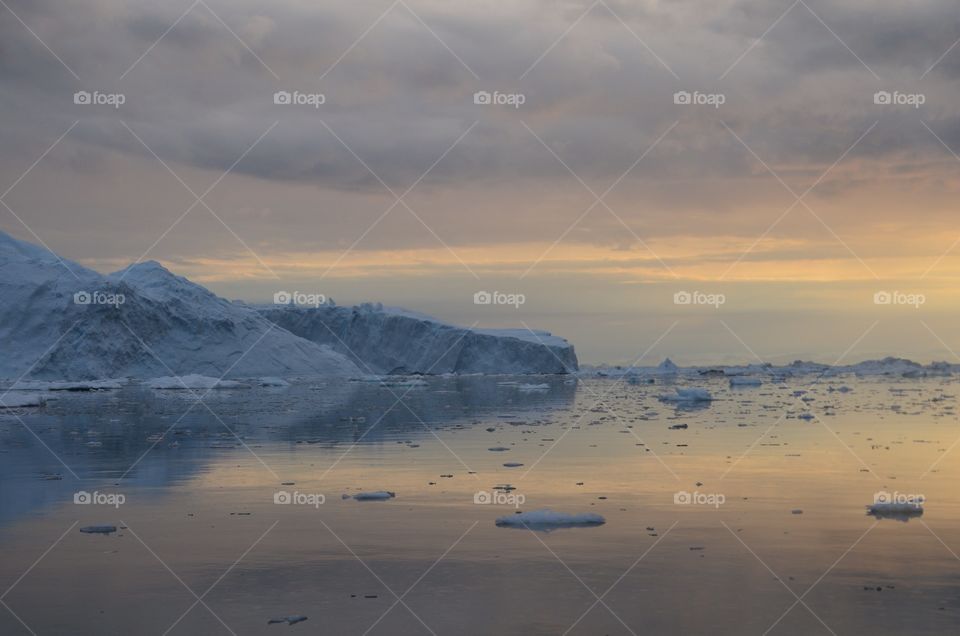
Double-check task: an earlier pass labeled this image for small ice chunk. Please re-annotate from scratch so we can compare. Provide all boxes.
[488,446,510,452]
[503,462,524,468]
[517,383,550,392]
[268,615,308,625]
[80,525,117,534]
[495,509,605,531]
[351,491,395,501]
[729,377,762,387]
[659,388,713,403]
[867,501,923,519]
[259,377,290,387]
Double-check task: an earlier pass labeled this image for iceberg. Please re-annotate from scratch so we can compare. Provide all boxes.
[0,231,362,380]
[259,303,578,375]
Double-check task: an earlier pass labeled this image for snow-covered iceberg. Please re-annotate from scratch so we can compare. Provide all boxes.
[259,303,578,375]
[0,231,361,380]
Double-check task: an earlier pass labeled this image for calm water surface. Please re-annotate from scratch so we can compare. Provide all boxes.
[1,375,959,635]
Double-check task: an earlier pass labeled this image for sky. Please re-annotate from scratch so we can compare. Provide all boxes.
[2,0,960,365]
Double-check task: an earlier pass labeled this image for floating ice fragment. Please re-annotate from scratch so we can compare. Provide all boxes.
[79,525,117,534]
[268,615,308,625]
[351,491,395,501]
[495,509,605,531]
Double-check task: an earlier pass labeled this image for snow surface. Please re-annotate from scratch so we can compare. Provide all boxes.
[0,231,361,380]
[495,509,606,530]
[259,303,578,375]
